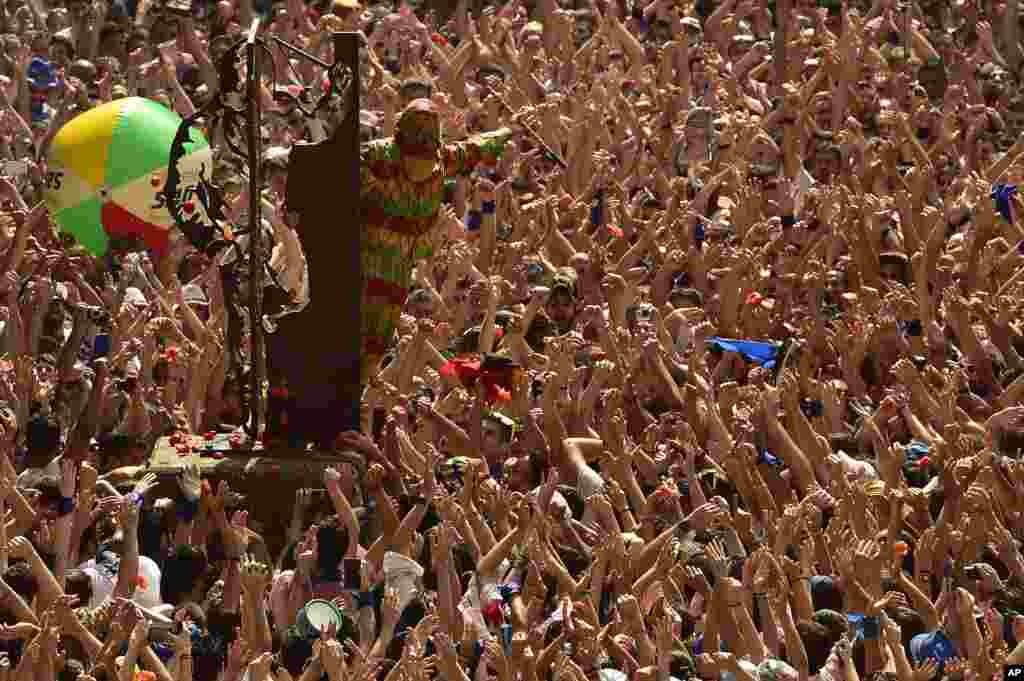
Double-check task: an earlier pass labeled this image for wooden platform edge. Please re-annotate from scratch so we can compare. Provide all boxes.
[147,436,368,481]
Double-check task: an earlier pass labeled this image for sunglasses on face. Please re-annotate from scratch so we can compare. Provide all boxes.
[400,86,432,101]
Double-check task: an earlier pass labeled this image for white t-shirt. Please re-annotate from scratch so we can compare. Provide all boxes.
[16,457,62,488]
[79,554,163,610]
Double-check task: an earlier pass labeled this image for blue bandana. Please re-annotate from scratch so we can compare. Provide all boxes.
[992,183,1018,223]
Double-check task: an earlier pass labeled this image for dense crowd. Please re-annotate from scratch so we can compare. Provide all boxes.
[2,0,1024,678]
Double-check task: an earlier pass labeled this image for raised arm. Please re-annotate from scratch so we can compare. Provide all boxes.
[442,128,515,178]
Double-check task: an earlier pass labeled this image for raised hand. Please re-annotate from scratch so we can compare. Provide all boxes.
[319,638,345,680]
[324,465,342,492]
[366,463,386,491]
[686,502,728,532]
[704,538,731,580]
[118,494,141,531]
[129,617,150,648]
[207,480,230,515]
[246,652,275,681]
[59,459,77,500]
[381,587,402,628]
[296,526,319,575]
[224,510,249,559]
[170,617,192,658]
[239,554,271,597]
[132,472,158,497]
[178,463,202,502]
[483,638,511,678]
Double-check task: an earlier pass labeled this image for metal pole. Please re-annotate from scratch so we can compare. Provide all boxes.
[271,35,331,70]
[483,84,567,168]
[246,17,264,439]
[773,0,787,101]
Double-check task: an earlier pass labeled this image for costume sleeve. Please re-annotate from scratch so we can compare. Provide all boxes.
[360,139,398,199]
[442,128,514,177]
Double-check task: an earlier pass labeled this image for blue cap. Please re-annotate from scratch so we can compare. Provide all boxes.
[906,441,931,460]
[910,630,955,664]
[27,58,58,90]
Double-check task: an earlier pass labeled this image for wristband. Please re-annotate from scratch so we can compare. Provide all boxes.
[481,200,497,215]
[356,591,377,609]
[781,215,797,229]
[57,496,76,517]
[466,210,483,231]
[175,494,200,523]
[756,449,784,467]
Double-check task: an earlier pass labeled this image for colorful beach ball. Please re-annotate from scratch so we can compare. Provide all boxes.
[44,97,212,257]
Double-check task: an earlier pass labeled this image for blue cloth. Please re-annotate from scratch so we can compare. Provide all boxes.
[905,440,930,461]
[709,337,781,369]
[692,635,728,656]
[498,583,521,603]
[152,641,175,663]
[910,630,955,665]
[846,613,878,641]
[909,440,933,456]
[26,58,57,90]
[992,184,1018,223]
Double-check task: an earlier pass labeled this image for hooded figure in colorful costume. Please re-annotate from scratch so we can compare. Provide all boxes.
[359,99,515,382]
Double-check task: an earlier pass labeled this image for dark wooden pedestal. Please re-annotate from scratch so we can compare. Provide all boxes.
[147,437,366,557]
[268,32,362,447]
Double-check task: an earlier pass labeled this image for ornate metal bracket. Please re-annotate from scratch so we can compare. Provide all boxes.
[161,27,355,438]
